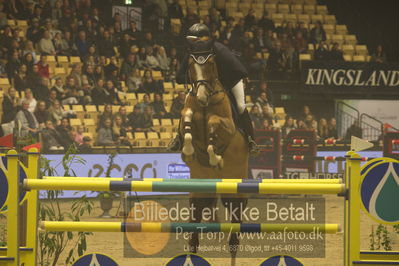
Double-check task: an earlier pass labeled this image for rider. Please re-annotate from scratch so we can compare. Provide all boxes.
[168,23,259,155]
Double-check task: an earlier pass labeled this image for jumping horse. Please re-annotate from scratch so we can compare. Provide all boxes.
[179,48,249,266]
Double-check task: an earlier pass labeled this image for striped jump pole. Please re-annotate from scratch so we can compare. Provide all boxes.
[43,176,343,184]
[23,179,346,195]
[40,221,341,234]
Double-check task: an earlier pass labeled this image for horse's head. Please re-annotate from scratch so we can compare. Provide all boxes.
[187,53,223,107]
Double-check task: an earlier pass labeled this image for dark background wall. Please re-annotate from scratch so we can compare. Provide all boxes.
[322,0,399,62]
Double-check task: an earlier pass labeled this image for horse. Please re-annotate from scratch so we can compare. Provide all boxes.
[179,51,249,265]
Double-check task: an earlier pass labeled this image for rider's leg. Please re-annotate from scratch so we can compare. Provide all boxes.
[231,79,259,155]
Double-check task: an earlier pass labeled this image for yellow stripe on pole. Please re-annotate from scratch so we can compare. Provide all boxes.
[216,182,237,193]
[258,183,345,194]
[24,179,111,191]
[40,221,122,232]
[131,181,153,192]
[141,222,162,232]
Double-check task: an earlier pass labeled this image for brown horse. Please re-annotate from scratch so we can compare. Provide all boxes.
[179,52,249,265]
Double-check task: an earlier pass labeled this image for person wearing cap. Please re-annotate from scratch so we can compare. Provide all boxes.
[168,23,258,155]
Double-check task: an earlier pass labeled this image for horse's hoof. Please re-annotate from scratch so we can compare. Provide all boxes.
[207,145,224,169]
[182,133,194,156]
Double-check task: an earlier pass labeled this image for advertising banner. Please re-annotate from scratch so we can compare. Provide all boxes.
[301,61,399,89]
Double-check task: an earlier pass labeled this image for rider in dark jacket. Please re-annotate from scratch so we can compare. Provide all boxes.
[168,23,258,155]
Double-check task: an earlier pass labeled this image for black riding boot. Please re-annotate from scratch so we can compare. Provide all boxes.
[239,110,259,156]
[167,133,182,151]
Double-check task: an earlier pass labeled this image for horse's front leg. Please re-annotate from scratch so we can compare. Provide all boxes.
[207,115,235,170]
[181,108,194,160]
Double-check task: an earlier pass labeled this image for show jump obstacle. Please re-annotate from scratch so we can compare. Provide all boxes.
[0,146,399,265]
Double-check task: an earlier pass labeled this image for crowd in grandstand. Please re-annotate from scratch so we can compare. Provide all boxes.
[0,0,365,152]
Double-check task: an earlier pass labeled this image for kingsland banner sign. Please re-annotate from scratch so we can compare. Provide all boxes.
[301,61,399,88]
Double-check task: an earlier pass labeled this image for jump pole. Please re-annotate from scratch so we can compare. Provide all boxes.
[43,176,343,184]
[23,179,345,195]
[40,221,341,234]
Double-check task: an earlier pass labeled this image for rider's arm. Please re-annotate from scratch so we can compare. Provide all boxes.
[176,54,189,84]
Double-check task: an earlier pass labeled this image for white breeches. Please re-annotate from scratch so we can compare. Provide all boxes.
[231,79,246,114]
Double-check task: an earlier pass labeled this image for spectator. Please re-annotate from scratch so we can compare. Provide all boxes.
[20,88,37,112]
[126,68,143,92]
[2,87,19,124]
[244,9,256,31]
[282,116,296,138]
[98,30,115,58]
[34,78,50,102]
[345,120,363,140]
[41,120,64,152]
[73,125,85,146]
[261,118,273,130]
[68,63,83,89]
[304,114,318,132]
[113,115,129,145]
[297,119,306,129]
[136,94,151,112]
[124,20,141,44]
[293,31,307,54]
[170,91,185,118]
[53,32,70,55]
[327,118,338,139]
[371,44,387,63]
[300,105,312,121]
[104,80,121,105]
[48,100,66,125]
[38,30,56,55]
[120,53,139,81]
[14,64,29,92]
[91,78,110,105]
[255,92,272,114]
[141,70,163,94]
[36,54,50,78]
[128,105,145,132]
[314,41,329,61]
[26,18,42,43]
[33,100,51,128]
[220,25,234,47]
[97,118,116,146]
[145,46,160,70]
[114,106,130,127]
[78,136,93,153]
[23,41,38,64]
[14,99,39,137]
[249,105,263,129]
[167,57,179,82]
[329,42,344,61]
[22,52,35,73]
[56,117,74,149]
[46,89,58,108]
[168,0,183,19]
[309,21,326,44]
[151,93,168,118]
[98,104,113,129]
[318,118,329,140]
[141,106,154,132]
[5,50,21,82]
[75,30,90,58]
[156,46,170,73]
[258,11,275,33]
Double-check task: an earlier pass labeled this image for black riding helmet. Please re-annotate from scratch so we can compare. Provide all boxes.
[186,23,214,53]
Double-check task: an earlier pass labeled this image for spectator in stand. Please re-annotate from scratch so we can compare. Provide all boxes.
[345,120,363,140]
[168,0,184,19]
[120,53,139,81]
[297,119,307,129]
[68,63,83,89]
[300,105,312,121]
[128,105,144,132]
[136,94,151,112]
[167,58,179,82]
[282,116,296,138]
[156,46,170,73]
[230,18,245,52]
[98,30,115,58]
[145,46,160,70]
[296,22,309,41]
[46,89,58,108]
[244,9,256,31]
[137,47,147,68]
[119,33,133,59]
[141,69,163,94]
[98,104,113,129]
[41,120,64,152]
[126,68,142,92]
[35,77,50,102]
[258,11,275,34]
[22,52,35,73]
[151,93,168,119]
[267,41,285,78]
[327,117,338,139]
[141,106,154,132]
[48,100,66,125]
[113,115,129,145]
[114,106,130,128]
[91,78,110,105]
[51,0,63,23]
[23,41,38,64]
[170,91,185,118]
[309,21,326,44]
[255,92,273,114]
[75,30,90,58]
[33,100,50,128]
[125,20,141,44]
[78,136,93,153]
[5,50,21,82]
[73,125,85,146]
[318,118,329,140]
[371,44,387,63]
[293,31,307,54]
[36,54,49,78]
[314,41,329,61]
[261,118,274,130]
[38,30,56,55]
[305,114,318,132]
[253,28,268,53]
[14,64,29,92]
[249,105,263,129]
[53,32,70,55]
[105,80,121,105]
[329,42,344,61]
[2,87,19,124]
[220,25,234,47]
[20,88,37,112]
[97,118,116,146]
[56,117,74,149]
[14,99,39,137]
[26,18,42,44]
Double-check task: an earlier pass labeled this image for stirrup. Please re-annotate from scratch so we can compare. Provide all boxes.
[167,135,182,152]
[248,136,260,156]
